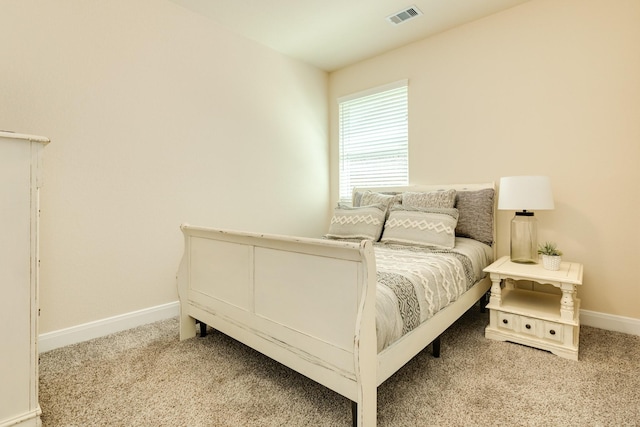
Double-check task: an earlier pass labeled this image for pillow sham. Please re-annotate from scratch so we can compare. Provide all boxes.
[353,190,401,209]
[326,204,386,241]
[381,205,459,249]
[454,188,494,246]
[360,190,401,207]
[402,189,456,209]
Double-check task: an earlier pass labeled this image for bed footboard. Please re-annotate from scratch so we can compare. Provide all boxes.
[176,225,378,426]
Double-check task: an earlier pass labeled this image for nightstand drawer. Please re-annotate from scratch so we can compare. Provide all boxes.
[544,321,564,342]
[518,316,539,337]
[497,312,516,331]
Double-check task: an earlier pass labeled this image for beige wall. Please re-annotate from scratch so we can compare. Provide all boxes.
[330,0,640,319]
[1,0,329,332]
[2,0,637,333]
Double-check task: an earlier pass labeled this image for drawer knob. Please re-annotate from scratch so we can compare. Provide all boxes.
[525,324,532,329]
[502,319,508,324]
[550,329,556,335]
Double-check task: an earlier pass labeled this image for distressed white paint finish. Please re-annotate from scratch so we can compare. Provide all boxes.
[178,227,377,422]
[254,247,360,351]
[485,256,584,360]
[0,131,48,427]
[189,238,253,310]
[177,183,495,426]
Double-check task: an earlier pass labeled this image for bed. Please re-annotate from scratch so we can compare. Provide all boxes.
[177,183,496,426]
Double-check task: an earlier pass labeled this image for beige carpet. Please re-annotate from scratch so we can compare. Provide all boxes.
[39,308,640,426]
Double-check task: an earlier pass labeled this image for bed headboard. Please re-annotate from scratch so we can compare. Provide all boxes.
[353,182,494,195]
[351,182,497,258]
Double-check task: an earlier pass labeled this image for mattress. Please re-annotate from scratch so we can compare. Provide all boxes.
[374,237,493,351]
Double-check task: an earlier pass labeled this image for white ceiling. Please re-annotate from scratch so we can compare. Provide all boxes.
[169,0,530,72]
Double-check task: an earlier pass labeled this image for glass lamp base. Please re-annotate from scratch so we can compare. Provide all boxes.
[510,212,538,264]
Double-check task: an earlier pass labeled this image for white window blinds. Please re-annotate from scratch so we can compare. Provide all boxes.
[338,80,408,202]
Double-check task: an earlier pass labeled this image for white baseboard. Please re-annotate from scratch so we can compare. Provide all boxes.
[580,309,640,336]
[37,302,638,354]
[39,301,180,353]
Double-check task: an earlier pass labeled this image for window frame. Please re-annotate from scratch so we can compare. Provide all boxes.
[337,79,409,203]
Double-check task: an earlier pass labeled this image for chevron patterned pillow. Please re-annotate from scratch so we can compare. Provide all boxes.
[381,205,459,248]
[326,204,386,241]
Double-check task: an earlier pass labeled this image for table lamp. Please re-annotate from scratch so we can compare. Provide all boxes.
[498,176,554,263]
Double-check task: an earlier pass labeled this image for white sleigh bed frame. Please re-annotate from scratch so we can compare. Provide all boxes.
[177,183,496,426]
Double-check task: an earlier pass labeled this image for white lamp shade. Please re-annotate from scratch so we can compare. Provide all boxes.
[498,176,555,211]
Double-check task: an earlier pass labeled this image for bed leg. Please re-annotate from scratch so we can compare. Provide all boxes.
[351,401,357,427]
[197,320,208,337]
[480,291,489,313]
[432,335,441,358]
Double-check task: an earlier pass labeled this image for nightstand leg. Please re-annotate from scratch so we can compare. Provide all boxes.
[489,276,502,306]
[560,284,576,322]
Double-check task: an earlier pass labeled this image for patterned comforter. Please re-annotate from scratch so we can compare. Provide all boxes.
[375,237,493,351]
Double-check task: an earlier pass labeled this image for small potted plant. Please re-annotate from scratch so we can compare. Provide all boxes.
[538,241,563,271]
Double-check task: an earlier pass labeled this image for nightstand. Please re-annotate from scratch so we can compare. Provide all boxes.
[484,256,584,360]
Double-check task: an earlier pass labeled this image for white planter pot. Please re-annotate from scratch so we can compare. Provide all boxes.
[542,255,561,271]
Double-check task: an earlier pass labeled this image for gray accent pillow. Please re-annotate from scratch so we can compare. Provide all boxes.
[353,190,401,209]
[454,188,494,246]
[326,204,386,241]
[381,205,459,249]
[402,189,456,209]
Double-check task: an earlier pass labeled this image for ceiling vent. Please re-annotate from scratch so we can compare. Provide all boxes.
[387,5,423,25]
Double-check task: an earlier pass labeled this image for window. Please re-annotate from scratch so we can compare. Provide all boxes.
[338,80,408,202]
